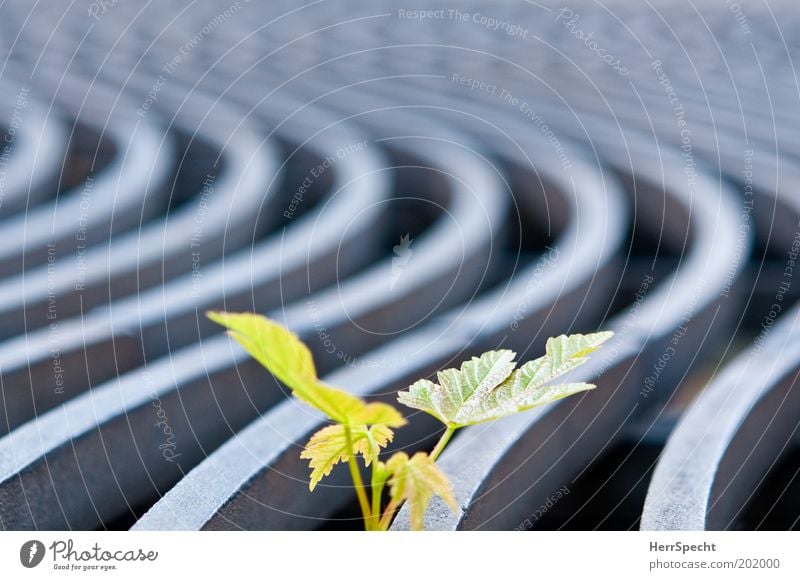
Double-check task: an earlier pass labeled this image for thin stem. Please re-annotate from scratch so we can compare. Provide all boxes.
[371,468,384,530]
[430,425,456,461]
[344,425,372,530]
[368,432,384,531]
[377,426,457,530]
[378,498,403,531]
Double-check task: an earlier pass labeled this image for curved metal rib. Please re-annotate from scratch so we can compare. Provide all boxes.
[0,74,278,340]
[0,103,509,530]
[133,127,626,530]
[393,130,746,530]
[0,72,174,275]
[0,81,68,215]
[0,93,388,435]
[641,307,800,530]
[640,160,800,531]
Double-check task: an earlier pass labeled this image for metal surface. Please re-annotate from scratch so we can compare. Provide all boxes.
[0,0,798,531]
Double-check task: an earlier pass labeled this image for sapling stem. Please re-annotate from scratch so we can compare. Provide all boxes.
[370,470,384,531]
[344,425,373,530]
[376,425,458,530]
[367,431,384,531]
[208,313,612,531]
[379,498,403,531]
[430,425,456,461]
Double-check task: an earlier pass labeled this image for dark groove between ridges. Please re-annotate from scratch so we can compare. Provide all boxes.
[0,100,508,530]
[133,131,627,530]
[392,129,746,530]
[0,80,68,217]
[0,69,279,341]
[640,175,800,530]
[0,88,387,436]
[0,0,797,531]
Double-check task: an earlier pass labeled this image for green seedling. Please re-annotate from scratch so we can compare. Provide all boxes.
[208,311,613,530]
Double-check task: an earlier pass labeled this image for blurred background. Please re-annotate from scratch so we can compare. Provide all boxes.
[0,0,798,531]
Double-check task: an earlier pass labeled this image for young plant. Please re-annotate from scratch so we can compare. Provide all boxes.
[208,311,613,530]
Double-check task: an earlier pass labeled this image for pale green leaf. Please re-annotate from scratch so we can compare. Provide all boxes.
[465,382,596,424]
[397,332,613,427]
[397,349,516,426]
[460,331,614,424]
[385,452,457,530]
[207,312,405,426]
[352,402,406,428]
[300,424,394,490]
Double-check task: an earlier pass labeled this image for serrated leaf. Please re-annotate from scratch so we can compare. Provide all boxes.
[397,332,613,427]
[207,312,405,427]
[301,424,394,490]
[397,349,517,426]
[460,331,613,424]
[352,403,406,427]
[385,452,457,530]
[465,382,596,424]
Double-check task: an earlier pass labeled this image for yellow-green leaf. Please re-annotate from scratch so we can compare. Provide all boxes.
[300,424,394,490]
[397,332,613,427]
[385,452,457,531]
[207,311,316,390]
[351,402,406,427]
[207,312,405,426]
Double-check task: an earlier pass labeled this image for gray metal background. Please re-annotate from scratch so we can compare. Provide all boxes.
[0,0,797,531]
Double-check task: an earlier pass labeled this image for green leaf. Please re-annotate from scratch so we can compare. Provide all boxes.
[385,452,457,531]
[461,331,614,424]
[397,349,516,426]
[397,332,613,427]
[207,311,316,391]
[301,424,394,491]
[352,403,406,427]
[465,381,596,425]
[207,312,405,427]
